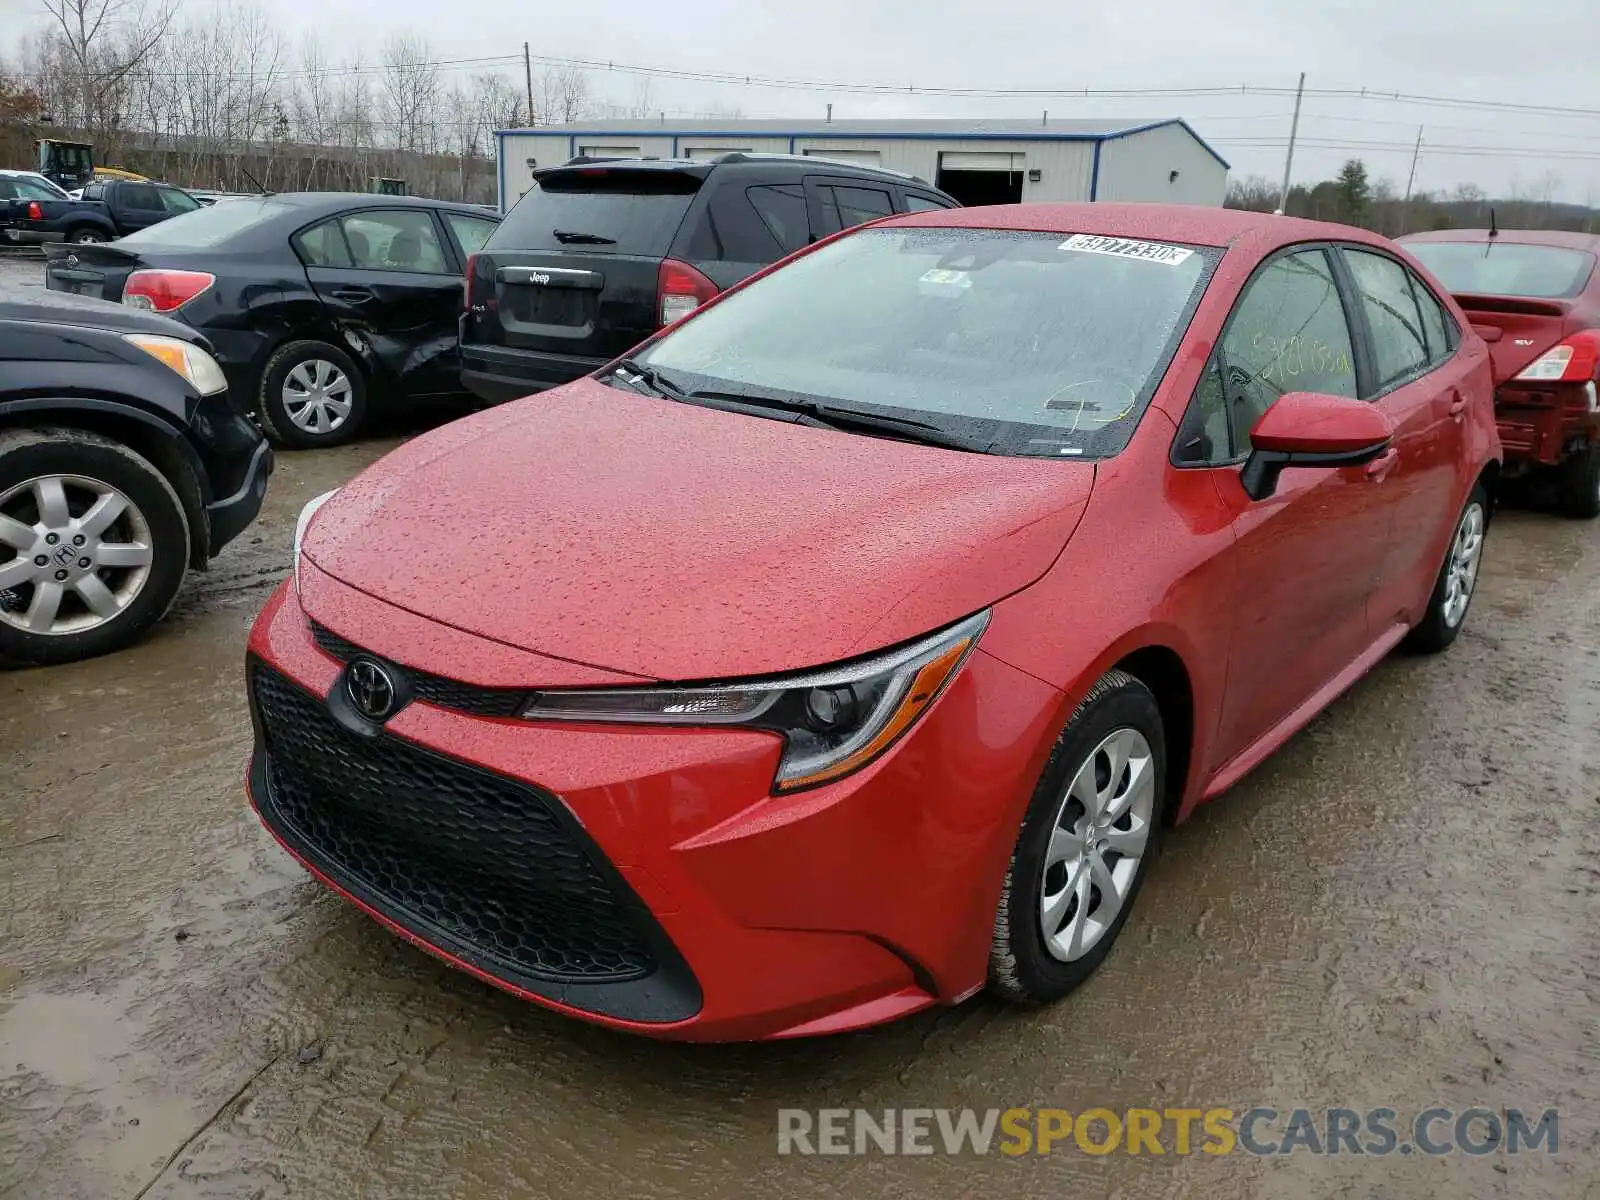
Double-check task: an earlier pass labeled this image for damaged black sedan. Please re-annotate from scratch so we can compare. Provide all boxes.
[43,193,501,448]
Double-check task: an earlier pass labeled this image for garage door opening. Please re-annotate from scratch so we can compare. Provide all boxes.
[935,152,1024,207]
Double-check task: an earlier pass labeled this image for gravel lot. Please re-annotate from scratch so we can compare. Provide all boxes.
[1,285,1597,1197]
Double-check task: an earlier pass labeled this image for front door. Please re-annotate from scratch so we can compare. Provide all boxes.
[300,207,466,397]
[1339,246,1472,628]
[1174,247,1396,770]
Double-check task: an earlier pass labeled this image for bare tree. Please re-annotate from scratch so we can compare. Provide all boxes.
[536,63,593,124]
[380,31,441,156]
[35,0,176,135]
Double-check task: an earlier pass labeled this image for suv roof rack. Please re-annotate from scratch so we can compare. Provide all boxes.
[708,150,925,182]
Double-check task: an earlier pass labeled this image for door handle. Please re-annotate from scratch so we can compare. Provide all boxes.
[331,287,374,304]
[1364,448,1400,482]
[1448,392,1467,421]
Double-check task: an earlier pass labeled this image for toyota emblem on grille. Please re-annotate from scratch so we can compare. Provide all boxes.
[346,659,397,721]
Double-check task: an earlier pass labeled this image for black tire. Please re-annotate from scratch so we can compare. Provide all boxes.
[988,669,1166,1005]
[1556,444,1600,519]
[1403,482,1489,654]
[256,340,368,449]
[0,427,190,668]
[64,226,108,245]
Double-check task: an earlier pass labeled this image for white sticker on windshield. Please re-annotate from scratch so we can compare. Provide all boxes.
[1059,233,1194,266]
[919,267,972,288]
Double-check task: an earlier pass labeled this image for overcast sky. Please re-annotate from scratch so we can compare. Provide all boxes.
[6,0,1600,202]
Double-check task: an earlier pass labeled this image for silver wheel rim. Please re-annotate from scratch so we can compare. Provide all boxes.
[1039,727,1156,962]
[0,474,154,636]
[1441,502,1484,628]
[282,359,354,434]
[74,231,103,244]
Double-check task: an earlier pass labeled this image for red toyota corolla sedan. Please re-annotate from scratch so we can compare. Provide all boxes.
[245,204,1500,1041]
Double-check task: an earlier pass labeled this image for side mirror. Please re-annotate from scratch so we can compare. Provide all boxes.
[1240,392,1394,501]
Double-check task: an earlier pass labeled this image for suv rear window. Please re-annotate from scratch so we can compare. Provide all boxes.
[488,170,700,256]
[1405,241,1597,299]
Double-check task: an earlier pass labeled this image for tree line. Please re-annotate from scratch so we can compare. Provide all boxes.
[0,0,727,201]
[1228,159,1600,236]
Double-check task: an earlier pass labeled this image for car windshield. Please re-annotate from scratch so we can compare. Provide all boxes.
[118,198,291,247]
[636,227,1217,457]
[1406,241,1597,300]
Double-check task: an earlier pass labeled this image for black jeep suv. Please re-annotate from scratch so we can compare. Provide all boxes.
[459,152,959,403]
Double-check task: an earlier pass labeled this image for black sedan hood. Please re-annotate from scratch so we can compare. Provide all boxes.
[0,283,202,342]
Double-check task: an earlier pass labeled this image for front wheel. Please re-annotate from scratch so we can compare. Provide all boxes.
[988,669,1166,1005]
[1403,483,1488,654]
[0,428,191,667]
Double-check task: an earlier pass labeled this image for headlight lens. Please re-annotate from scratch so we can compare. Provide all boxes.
[522,610,989,792]
[122,333,229,395]
[292,489,339,595]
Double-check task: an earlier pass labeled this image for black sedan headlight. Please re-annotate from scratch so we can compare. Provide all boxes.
[521,611,989,792]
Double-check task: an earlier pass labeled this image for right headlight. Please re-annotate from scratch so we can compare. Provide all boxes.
[521,610,989,793]
[292,489,339,596]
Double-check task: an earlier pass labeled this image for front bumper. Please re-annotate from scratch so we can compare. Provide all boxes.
[205,437,273,555]
[244,574,1062,1040]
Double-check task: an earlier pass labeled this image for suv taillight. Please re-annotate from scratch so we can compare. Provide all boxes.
[463,252,478,312]
[122,269,216,313]
[27,201,43,221]
[657,258,719,327]
[1514,330,1600,382]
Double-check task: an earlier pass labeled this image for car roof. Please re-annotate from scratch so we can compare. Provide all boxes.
[250,192,498,217]
[880,202,1390,252]
[543,153,939,188]
[1400,228,1600,252]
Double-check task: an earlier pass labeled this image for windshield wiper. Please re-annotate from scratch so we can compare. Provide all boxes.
[683,389,994,453]
[609,358,690,399]
[553,229,616,245]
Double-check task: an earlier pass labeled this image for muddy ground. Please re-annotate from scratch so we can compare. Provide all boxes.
[3,245,1598,1197]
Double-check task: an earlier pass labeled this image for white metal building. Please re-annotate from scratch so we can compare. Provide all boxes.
[493,118,1229,213]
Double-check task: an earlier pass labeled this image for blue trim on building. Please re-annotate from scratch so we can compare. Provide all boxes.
[1089,140,1102,201]
[788,135,796,154]
[671,135,679,156]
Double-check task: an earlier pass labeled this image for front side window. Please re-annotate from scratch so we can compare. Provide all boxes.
[637,227,1217,458]
[121,184,163,212]
[1346,249,1429,390]
[1407,270,1455,364]
[340,211,449,273]
[159,187,200,215]
[904,193,954,212]
[1196,249,1358,461]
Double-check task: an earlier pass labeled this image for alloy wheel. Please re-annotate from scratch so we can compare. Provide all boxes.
[282,359,354,434]
[1039,726,1156,962]
[1442,501,1484,628]
[0,473,154,635]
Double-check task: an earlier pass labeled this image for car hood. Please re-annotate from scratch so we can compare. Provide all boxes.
[305,380,1095,681]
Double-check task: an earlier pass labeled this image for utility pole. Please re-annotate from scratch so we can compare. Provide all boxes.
[1276,72,1305,215]
[1403,125,1423,201]
[523,42,534,128]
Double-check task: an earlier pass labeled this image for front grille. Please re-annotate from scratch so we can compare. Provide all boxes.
[251,663,661,985]
[311,622,527,718]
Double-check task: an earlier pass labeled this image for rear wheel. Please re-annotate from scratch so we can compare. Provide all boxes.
[988,670,1166,1005]
[1556,443,1600,519]
[257,340,367,450]
[0,428,190,667]
[65,226,107,245]
[1404,483,1487,654]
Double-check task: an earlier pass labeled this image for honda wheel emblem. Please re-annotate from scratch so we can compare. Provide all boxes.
[346,658,397,721]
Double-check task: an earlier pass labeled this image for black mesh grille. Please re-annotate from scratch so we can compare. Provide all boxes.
[311,622,527,718]
[251,663,659,983]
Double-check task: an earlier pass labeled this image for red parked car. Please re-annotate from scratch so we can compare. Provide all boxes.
[1402,229,1600,517]
[246,205,1500,1041]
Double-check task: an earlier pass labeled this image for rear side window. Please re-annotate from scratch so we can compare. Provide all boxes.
[904,193,954,212]
[682,185,784,263]
[489,170,699,255]
[159,187,200,215]
[1345,249,1429,389]
[1407,272,1455,363]
[297,219,353,268]
[341,211,450,273]
[120,184,163,212]
[10,178,60,201]
[747,184,810,253]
